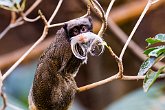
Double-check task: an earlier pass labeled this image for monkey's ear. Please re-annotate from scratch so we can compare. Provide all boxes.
[63,24,68,36]
[87,16,92,23]
[86,16,93,31]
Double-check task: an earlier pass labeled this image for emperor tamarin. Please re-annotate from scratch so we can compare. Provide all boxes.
[28,16,94,110]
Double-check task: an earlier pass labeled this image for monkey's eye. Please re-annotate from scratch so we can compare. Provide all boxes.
[72,28,79,36]
[81,25,88,33]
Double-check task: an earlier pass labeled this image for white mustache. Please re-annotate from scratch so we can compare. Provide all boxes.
[70,32,105,63]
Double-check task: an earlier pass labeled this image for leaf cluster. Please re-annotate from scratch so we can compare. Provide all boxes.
[138,34,165,92]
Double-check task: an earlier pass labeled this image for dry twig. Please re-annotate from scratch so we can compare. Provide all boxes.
[119,0,158,60]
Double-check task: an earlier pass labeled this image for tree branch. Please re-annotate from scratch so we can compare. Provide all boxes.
[77,0,164,93]
[78,73,165,92]
[119,0,157,60]
[21,13,41,22]
[2,26,48,80]
[1,0,65,80]
[107,19,165,70]
[78,74,117,92]
[0,0,42,40]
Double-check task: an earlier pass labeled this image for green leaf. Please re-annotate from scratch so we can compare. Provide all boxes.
[143,66,165,92]
[146,34,165,46]
[157,47,165,56]
[138,53,165,76]
[138,57,156,76]
[146,38,161,46]
[144,47,157,55]
[148,46,165,57]
[144,46,165,56]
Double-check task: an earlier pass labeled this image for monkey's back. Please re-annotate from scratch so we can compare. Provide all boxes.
[29,28,81,110]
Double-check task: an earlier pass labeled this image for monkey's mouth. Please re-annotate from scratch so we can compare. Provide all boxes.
[70,32,105,63]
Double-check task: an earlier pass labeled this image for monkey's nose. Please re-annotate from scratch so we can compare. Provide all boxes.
[70,32,105,63]
[78,35,88,43]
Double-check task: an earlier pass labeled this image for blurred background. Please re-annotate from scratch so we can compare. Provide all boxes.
[0,0,165,110]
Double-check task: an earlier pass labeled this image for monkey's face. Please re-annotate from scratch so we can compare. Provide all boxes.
[65,16,93,38]
[64,17,104,63]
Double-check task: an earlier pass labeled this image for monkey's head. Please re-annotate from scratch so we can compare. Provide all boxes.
[64,16,104,63]
[64,16,93,38]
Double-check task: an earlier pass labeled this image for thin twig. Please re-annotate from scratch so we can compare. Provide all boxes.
[119,0,156,60]
[48,13,89,28]
[10,12,16,24]
[98,0,115,36]
[49,2,90,28]
[122,74,165,80]
[89,0,103,17]
[0,25,11,40]
[89,0,107,36]
[107,19,165,70]
[21,13,41,22]
[105,0,116,22]
[17,0,42,22]
[105,44,123,78]
[49,22,68,28]
[48,0,63,24]
[0,21,24,40]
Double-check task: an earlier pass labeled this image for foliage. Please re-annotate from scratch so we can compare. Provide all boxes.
[138,34,165,92]
[0,0,26,12]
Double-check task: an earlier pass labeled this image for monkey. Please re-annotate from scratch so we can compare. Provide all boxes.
[28,16,94,110]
